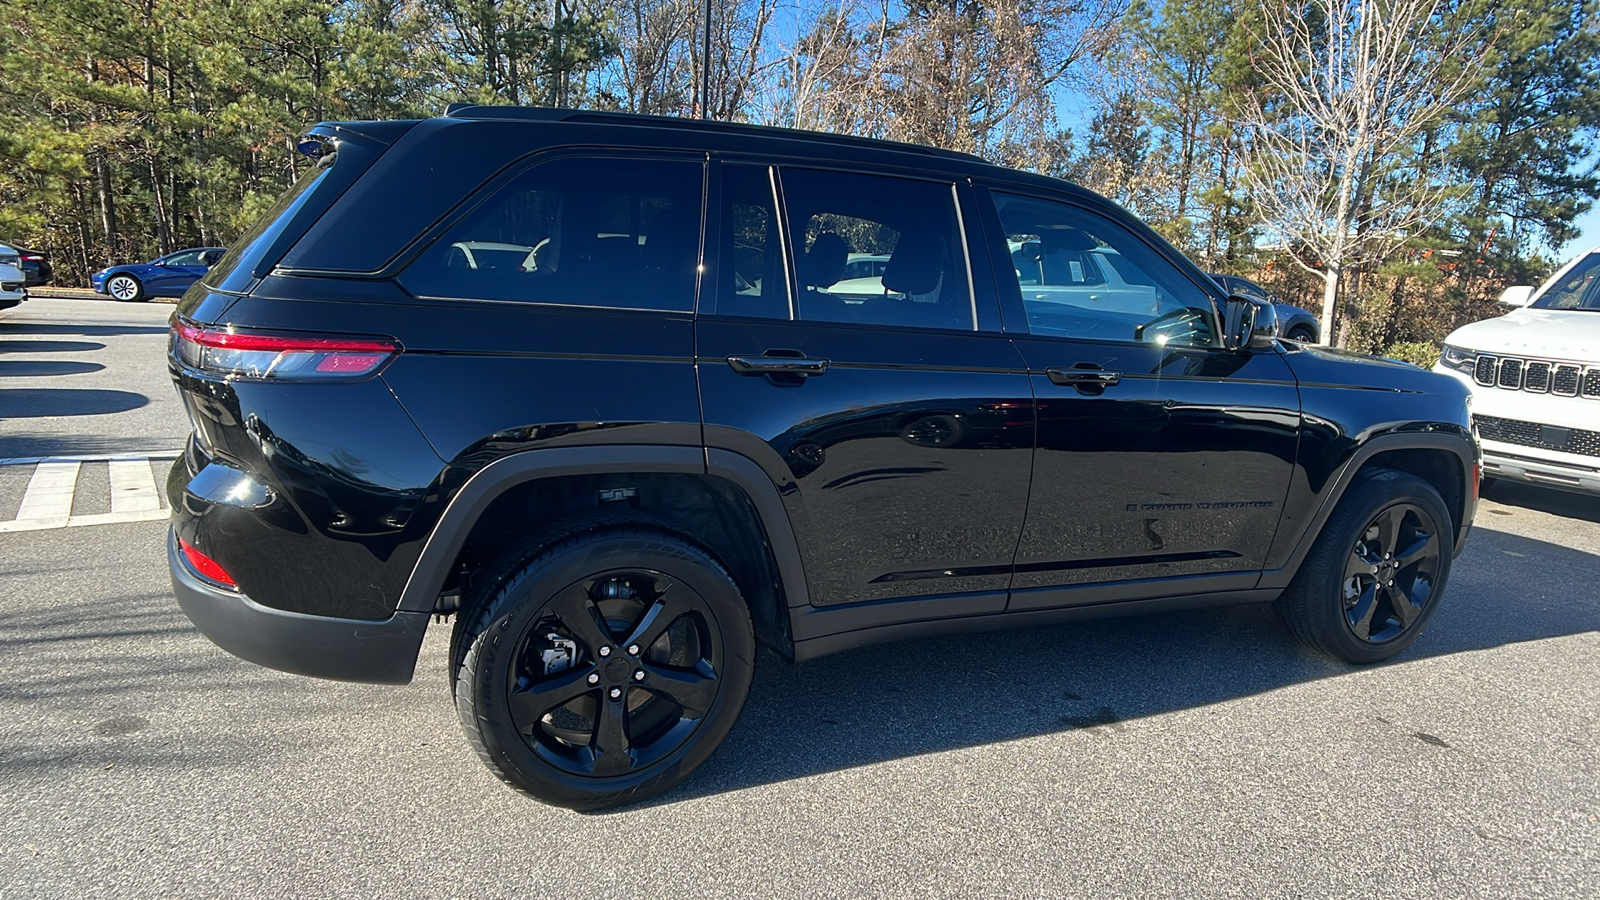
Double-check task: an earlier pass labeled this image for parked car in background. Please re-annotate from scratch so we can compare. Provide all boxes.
[91,247,227,301]
[1209,273,1320,343]
[0,260,26,312]
[1435,245,1600,494]
[0,239,53,286]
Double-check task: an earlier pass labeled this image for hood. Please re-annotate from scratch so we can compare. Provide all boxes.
[1282,343,1469,396]
[1445,308,1600,362]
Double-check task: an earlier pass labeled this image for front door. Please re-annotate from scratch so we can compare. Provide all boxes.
[696,162,1035,621]
[975,187,1301,609]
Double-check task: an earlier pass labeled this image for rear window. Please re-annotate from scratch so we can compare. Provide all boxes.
[400,156,705,312]
[201,132,388,294]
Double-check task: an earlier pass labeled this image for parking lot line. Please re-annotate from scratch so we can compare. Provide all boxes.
[109,458,163,513]
[14,460,80,526]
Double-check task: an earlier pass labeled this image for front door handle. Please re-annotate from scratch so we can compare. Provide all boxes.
[1046,365,1121,387]
[727,355,830,376]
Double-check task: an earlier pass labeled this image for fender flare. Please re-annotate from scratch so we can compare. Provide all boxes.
[1259,430,1476,590]
[394,445,811,613]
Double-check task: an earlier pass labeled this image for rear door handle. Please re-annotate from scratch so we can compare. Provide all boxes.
[727,355,830,376]
[1046,366,1121,387]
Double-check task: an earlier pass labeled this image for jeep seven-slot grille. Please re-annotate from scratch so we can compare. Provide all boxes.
[1477,415,1600,457]
[1470,353,1598,400]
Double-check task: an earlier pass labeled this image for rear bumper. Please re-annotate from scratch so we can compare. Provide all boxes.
[168,528,430,684]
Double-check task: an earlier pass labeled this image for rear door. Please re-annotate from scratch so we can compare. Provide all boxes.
[975,186,1301,608]
[696,161,1034,623]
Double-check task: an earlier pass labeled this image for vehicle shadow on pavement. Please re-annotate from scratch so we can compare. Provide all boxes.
[0,340,106,354]
[0,388,148,418]
[0,432,176,460]
[0,323,170,337]
[1482,480,1600,525]
[639,525,1599,809]
[0,360,106,377]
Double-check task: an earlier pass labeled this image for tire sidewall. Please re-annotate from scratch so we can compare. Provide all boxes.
[1306,472,1455,663]
[461,532,755,809]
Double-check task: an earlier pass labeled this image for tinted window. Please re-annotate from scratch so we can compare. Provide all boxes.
[710,164,787,318]
[163,250,207,267]
[1532,251,1600,310]
[780,168,973,331]
[403,157,704,311]
[993,192,1218,347]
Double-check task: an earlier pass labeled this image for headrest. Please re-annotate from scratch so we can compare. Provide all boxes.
[1038,227,1098,253]
[800,232,848,289]
[883,231,945,296]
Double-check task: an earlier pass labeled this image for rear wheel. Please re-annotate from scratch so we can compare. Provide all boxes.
[106,274,144,302]
[1285,324,1317,343]
[453,528,755,810]
[1277,468,1454,663]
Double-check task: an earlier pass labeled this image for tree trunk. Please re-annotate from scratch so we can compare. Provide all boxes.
[1320,267,1340,347]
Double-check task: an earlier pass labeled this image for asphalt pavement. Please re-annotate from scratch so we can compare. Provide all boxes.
[1,298,1596,898]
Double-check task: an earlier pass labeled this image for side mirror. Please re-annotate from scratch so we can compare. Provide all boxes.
[1227,297,1278,351]
[1498,285,1535,307]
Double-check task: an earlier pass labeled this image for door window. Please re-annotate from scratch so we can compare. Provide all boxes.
[993,192,1219,347]
[402,156,704,311]
[162,250,207,267]
[709,164,787,318]
[780,168,973,331]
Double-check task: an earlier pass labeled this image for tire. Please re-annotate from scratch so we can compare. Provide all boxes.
[1286,325,1317,343]
[452,527,756,810]
[1277,468,1454,664]
[106,274,144,302]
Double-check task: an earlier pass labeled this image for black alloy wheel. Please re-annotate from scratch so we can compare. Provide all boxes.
[453,528,755,809]
[1341,502,1442,644]
[1278,468,1455,663]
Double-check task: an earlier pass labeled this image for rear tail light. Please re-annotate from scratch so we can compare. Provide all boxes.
[172,321,399,381]
[22,254,43,262]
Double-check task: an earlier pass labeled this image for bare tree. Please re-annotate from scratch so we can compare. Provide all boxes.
[1234,0,1479,345]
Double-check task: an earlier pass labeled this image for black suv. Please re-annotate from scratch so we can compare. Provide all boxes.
[167,108,1479,809]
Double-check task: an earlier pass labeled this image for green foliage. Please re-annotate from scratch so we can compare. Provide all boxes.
[1382,341,1442,369]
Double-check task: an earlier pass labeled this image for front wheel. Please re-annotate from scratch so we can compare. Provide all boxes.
[453,528,755,810]
[1277,468,1454,664]
[1285,325,1317,343]
[106,274,144,302]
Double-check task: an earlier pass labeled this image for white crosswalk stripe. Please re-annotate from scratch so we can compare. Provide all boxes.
[1,452,181,532]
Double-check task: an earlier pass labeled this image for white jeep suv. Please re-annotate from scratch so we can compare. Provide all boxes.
[1435,247,1600,494]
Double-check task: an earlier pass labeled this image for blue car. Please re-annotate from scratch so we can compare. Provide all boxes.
[91,247,227,301]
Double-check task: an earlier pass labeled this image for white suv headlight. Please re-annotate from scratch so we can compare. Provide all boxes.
[1439,344,1476,375]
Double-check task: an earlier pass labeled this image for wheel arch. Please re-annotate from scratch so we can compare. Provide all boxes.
[1261,431,1475,590]
[394,445,809,657]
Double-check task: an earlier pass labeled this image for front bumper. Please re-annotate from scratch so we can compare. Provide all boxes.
[90,273,107,293]
[1482,444,1600,494]
[168,528,430,684]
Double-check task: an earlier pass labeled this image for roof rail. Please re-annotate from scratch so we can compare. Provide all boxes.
[440,105,990,165]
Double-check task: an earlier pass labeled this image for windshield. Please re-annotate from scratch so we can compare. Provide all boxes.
[1531,251,1600,310]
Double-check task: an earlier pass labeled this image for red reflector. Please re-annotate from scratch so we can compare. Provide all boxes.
[179,537,236,587]
[314,352,387,372]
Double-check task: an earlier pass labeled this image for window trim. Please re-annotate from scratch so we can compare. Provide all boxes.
[393,149,709,312]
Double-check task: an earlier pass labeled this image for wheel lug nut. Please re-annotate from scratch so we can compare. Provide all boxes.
[599,646,611,658]
[627,644,640,656]
[1387,580,1395,587]
[587,673,599,685]
[608,687,622,700]
[633,670,645,682]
